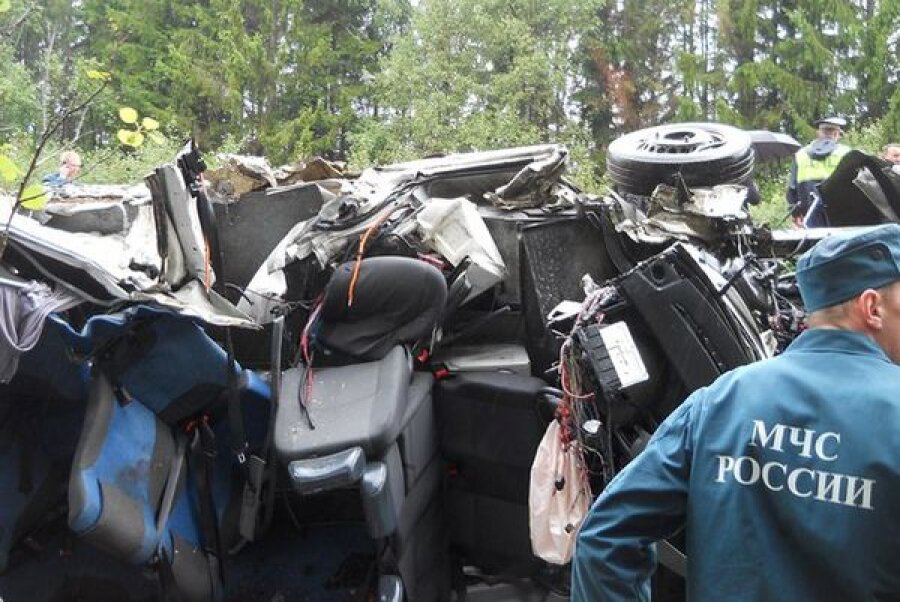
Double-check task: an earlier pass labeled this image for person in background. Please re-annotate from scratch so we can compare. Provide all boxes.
[882,144,900,166]
[786,117,850,228]
[572,223,900,602]
[42,150,82,187]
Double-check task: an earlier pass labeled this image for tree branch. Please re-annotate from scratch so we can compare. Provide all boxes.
[0,3,35,39]
[0,80,109,259]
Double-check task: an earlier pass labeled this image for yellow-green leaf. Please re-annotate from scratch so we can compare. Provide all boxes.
[20,184,49,211]
[86,69,111,81]
[119,107,139,124]
[118,129,144,147]
[0,0,11,14]
[0,154,18,183]
[141,117,160,131]
[148,131,166,145]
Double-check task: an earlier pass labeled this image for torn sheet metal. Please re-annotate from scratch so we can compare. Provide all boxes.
[853,166,900,222]
[376,144,565,179]
[262,182,417,273]
[1,177,255,328]
[42,184,150,235]
[253,145,571,275]
[487,146,576,210]
[650,183,748,219]
[206,154,278,200]
[207,155,347,201]
[274,157,346,185]
[152,164,211,285]
[3,207,147,299]
[239,147,576,323]
[134,281,257,328]
[616,184,750,244]
[3,214,254,327]
[45,183,150,210]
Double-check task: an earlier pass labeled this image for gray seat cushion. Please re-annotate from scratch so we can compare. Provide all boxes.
[275,346,412,459]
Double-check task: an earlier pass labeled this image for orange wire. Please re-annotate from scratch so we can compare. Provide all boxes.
[204,240,211,291]
[347,211,391,307]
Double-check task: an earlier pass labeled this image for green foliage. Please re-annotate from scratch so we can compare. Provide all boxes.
[843,120,888,155]
[19,183,48,210]
[0,137,38,185]
[1,0,899,197]
[0,42,40,141]
[75,136,182,184]
[0,153,19,182]
[78,0,409,161]
[115,106,161,148]
[350,0,602,166]
[750,166,792,228]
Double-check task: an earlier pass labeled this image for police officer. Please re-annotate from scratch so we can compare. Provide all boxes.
[786,117,851,228]
[572,223,900,601]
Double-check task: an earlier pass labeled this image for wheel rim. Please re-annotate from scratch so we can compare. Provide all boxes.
[635,127,728,155]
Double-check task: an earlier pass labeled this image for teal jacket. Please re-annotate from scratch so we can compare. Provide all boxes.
[572,329,900,601]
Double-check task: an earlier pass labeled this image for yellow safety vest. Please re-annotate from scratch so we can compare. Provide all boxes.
[795,143,850,183]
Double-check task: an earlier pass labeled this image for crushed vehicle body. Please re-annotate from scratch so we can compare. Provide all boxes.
[0,125,884,601]
[818,150,900,226]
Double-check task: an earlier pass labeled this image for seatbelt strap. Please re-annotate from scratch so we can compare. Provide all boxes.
[236,314,284,545]
[155,434,188,537]
[223,328,248,466]
[222,326,253,550]
[190,422,226,593]
[154,433,189,602]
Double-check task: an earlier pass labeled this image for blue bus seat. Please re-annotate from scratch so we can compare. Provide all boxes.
[0,320,89,572]
[68,373,175,564]
[65,308,271,601]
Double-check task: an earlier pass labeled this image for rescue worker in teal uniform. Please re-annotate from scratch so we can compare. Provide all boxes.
[572,224,900,602]
[786,117,851,228]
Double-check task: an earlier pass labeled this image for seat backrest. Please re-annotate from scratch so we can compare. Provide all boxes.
[316,256,447,363]
[52,308,255,426]
[69,373,175,564]
[68,368,268,601]
[105,315,236,424]
[66,309,272,600]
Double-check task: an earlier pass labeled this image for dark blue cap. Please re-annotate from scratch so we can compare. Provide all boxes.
[797,224,900,312]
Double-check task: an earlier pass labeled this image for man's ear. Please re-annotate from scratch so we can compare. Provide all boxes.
[858,289,883,330]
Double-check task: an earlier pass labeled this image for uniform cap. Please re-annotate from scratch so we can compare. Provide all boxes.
[814,117,847,129]
[797,224,900,312]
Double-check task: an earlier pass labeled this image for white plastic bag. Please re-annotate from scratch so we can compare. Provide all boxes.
[529,420,591,565]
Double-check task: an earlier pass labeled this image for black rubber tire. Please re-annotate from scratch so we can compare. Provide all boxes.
[607,123,755,196]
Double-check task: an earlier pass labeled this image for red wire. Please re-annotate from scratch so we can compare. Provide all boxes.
[299,298,323,412]
[559,354,595,400]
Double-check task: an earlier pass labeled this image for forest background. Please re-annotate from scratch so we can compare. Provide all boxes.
[1,0,899,226]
